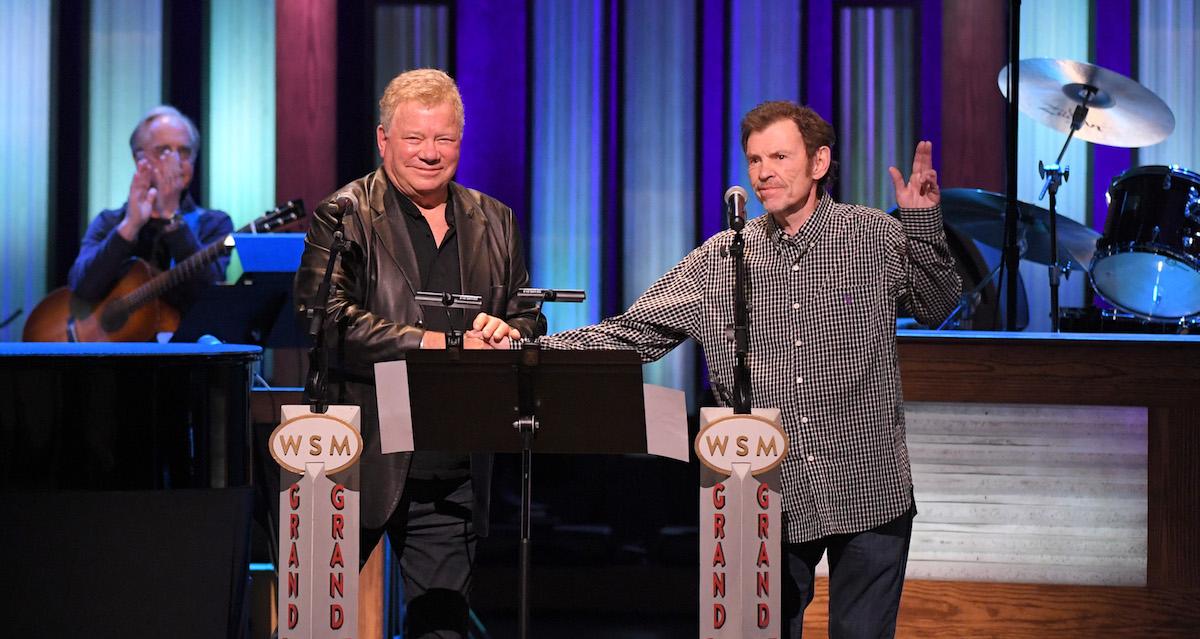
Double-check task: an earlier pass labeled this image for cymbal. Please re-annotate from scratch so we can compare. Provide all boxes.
[937,188,1100,268]
[997,58,1174,147]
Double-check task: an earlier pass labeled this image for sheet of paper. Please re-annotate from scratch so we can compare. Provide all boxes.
[643,383,688,462]
[374,360,414,453]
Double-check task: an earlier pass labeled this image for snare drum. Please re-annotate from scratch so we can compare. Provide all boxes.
[1090,165,1200,319]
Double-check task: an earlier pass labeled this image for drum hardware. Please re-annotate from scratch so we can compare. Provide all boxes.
[936,188,1099,269]
[937,260,999,330]
[1059,306,1198,335]
[999,58,1176,331]
[1090,165,1200,320]
[934,242,1053,331]
[1037,157,1071,331]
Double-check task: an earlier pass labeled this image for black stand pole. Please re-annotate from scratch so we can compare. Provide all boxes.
[937,258,1009,330]
[1003,0,1022,331]
[1039,163,1069,332]
[514,343,538,639]
[509,288,582,639]
[304,202,351,414]
[1037,88,1092,333]
[727,200,751,415]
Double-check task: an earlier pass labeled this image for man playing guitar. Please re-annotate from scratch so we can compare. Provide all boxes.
[68,105,233,318]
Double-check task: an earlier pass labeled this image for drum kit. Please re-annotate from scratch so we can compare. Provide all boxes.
[940,57,1197,331]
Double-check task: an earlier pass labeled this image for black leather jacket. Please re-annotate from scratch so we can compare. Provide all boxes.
[294,167,546,533]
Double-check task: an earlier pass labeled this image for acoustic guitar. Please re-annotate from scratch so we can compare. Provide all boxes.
[23,201,305,343]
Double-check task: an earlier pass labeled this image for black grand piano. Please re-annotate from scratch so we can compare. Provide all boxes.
[0,342,261,639]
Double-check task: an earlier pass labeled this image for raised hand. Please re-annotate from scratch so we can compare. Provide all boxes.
[151,152,187,219]
[888,140,940,209]
[118,159,158,241]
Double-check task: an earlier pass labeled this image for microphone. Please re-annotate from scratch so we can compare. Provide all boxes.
[517,288,586,303]
[724,185,748,231]
[415,291,484,310]
[321,195,355,221]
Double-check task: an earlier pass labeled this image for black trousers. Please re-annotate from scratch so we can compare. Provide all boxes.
[781,506,915,638]
[363,476,477,639]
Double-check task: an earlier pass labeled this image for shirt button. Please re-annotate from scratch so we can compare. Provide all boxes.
[794,340,802,347]
[800,416,809,424]
[795,377,803,385]
[806,454,815,462]
[791,302,800,310]
[792,264,800,271]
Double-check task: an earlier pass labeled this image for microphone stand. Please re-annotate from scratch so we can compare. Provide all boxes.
[414,291,484,354]
[512,287,585,639]
[304,205,352,414]
[727,201,751,414]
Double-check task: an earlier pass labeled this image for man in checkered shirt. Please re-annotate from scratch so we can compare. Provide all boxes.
[493,102,960,636]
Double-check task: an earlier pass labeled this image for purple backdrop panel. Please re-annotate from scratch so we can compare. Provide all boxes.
[455,0,530,231]
[806,0,835,120]
[700,0,726,241]
[1092,0,1135,234]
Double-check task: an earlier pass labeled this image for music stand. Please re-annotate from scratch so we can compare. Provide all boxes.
[402,346,647,639]
[171,233,309,347]
[169,280,286,345]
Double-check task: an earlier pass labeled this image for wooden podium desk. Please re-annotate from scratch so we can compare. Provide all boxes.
[868,331,1200,637]
[0,342,261,490]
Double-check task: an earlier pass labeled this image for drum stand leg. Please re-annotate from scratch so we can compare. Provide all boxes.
[1038,85,1095,332]
[1041,163,1067,332]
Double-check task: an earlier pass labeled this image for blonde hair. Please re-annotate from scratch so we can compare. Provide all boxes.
[378,68,465,133]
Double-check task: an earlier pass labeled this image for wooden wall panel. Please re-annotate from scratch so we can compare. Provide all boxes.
[276,0,338,214]
[905,403,1147,586]
[1149,405,1200,589]
[898,333,1200,590]
[940,0,1006,192]
[805,578,1200,637]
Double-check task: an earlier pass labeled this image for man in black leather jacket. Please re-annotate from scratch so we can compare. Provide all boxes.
[294,68,545,637]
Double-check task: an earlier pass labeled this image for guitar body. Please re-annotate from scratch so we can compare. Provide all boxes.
[23,260,180,342]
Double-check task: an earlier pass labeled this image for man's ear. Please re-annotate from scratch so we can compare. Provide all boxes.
[811,146,832,180]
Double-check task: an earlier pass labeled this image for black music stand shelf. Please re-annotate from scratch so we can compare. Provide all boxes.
[170,273,307,347]
[402,346,647,639]
[172,232,307,347]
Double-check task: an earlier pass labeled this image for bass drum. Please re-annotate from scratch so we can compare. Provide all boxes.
[1090,165,1200,320]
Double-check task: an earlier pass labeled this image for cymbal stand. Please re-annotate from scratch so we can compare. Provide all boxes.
[1037,85,1094,332]
[940,261,1001,330]
[940,232,1030,330]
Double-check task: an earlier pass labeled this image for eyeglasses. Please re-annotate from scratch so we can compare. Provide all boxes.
[139,144,194,162]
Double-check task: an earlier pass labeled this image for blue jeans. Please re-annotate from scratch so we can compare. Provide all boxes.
[781,505,915,638]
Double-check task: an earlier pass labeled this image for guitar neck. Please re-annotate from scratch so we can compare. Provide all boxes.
[121,236,230,310]
[112,203,302,314]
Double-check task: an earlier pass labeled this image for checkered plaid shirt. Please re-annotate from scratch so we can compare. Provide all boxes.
[538,195,960,543]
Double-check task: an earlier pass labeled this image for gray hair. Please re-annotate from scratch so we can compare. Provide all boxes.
[128,105,200,157]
